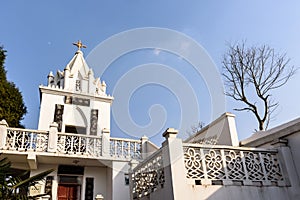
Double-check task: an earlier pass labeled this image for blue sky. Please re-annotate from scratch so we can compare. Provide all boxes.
[1,1,300,144]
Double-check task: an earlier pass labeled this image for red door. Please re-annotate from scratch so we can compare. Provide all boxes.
[57,184,79,200]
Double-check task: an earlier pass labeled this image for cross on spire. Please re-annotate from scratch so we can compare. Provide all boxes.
[73,40,87,51]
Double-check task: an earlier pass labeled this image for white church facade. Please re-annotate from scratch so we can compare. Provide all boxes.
[1,41,300,199]
[0,41,158,200]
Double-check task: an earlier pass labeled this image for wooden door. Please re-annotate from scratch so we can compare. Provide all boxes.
[57,184,79,200]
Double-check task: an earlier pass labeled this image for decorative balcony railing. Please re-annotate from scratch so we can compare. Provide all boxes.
[57,132,102,157]
[183,143,285,186]
[131,148,164,199]
[110,137,142,159]
[1,126,143,160]
[6,128,49,152]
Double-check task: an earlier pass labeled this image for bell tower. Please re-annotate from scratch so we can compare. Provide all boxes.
[38,41,113,136]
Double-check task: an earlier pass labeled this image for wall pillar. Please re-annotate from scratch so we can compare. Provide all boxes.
[63,67,70,90]
[162,128,191,200]
[27,153,37,169]
[48,122,58,152]
[102,128,110,157]
[140,135,148,159]
[88,69,93,93]
[47,71,54,87]
[129,160,139,200]
[272,139,300,199]
[0,119,8,149]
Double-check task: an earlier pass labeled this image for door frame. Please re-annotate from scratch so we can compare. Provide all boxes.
[57,183,81,200]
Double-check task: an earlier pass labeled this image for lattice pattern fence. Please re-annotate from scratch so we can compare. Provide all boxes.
[6,128,48,152]
[183,144,285,186]
[131,149,165,199]
[57,132,102,157]
[3,127,146,161]
[110,137,141,159]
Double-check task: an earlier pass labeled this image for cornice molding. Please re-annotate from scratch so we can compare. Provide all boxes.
[39,85,114,104]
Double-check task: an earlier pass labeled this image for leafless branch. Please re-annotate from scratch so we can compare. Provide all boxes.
[186,121,205,137]
[222,42,297,131]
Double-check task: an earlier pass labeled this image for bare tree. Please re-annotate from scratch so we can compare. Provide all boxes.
[186,121,205,136]
[222,42,296,131]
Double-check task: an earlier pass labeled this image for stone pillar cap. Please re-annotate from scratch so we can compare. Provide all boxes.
[141,135,148,140]
[95,194,104,200]
[102,128,110,133]
[0,119,8,127]
[49,122,58,127]
[163,128,178,138]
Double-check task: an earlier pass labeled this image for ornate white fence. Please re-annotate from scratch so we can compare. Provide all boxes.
[2,126,143,160]
[110,137,141,159]
[131,148,165,199]
[57,132,102,157]
[183,143,285,186]
[6,128,49,152]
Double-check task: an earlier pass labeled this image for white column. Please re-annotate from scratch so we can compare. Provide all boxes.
[140,135,148,159]
[129,160,139,200]
[102,128,110,157]
[52,175,58,200]
[102,81,106,94]
[88,69,94,93]
[47,71,54,86]
[47,122,58,152]
[161,128,191,200]
[0,119,8,149]
[64,66,70,90]
[273,139,300,199]
[27,153,37,169]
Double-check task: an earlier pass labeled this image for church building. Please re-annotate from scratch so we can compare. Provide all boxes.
[0,41,157,200]
[1,41,300,200]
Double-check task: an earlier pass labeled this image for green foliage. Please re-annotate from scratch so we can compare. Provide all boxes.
[0,45,27,128]
[0,156,54,199]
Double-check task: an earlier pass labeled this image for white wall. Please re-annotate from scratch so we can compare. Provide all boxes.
[38,87,111,136]
[93,101,111,135]
[138,128,300,200]
[240,120,300,198]
[283,132,300,182]
[29,164,113,200]
[186,185,291,200]
[112,161,130,200]
[83,166,108,199]
[38,93,64,130]
[185,113,239,146]
[63,105,89,130]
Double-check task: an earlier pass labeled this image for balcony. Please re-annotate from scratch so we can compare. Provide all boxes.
[0,120,147,162]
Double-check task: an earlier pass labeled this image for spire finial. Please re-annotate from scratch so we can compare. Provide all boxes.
[72,40,87,51]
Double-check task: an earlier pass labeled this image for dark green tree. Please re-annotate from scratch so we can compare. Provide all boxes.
[0,46,27,128]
